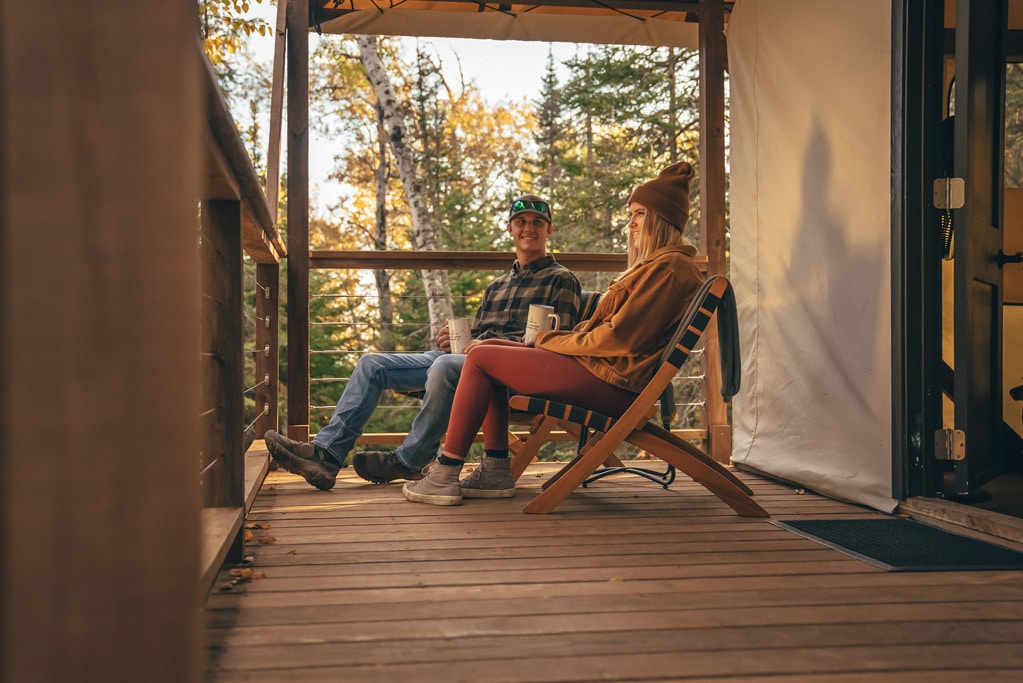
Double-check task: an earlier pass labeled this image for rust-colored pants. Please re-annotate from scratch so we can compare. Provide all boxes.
[443,344,637,458]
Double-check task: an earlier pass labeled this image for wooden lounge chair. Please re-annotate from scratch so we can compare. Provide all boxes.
[508,275,769,517]
[506,290,618,475]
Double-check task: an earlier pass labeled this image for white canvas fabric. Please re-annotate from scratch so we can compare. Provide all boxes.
[727,0,897,512]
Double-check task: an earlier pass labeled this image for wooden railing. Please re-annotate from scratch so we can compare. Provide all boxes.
[199,52,284,594]
[302,252,722,453]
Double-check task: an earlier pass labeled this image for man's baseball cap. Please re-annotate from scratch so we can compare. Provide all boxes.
[509,194,552,222]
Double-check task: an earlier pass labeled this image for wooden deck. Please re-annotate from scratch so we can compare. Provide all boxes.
[205,456,1023,682]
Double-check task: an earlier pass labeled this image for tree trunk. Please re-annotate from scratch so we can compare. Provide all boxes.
[358,35,452,346]
[372,102,395,352]
[666,47,679,165]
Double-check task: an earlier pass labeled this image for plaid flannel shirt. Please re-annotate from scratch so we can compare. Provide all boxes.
[472,255,581,342]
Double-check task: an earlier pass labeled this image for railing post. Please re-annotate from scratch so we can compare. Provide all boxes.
[2,1,203,677]
[286,0,311,441]
[200,200,245,544]
[699,0,731,463]
[255,263,280,436]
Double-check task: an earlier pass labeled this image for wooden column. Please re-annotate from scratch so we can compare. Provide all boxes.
[265,0,288,220]
[1,2,201,681]
[200,201,246,507]
[200,200,246,572]
[286,0,311,441]
[699,0,731,462]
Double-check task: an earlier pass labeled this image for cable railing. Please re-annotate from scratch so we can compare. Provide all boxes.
[305,256,713,458]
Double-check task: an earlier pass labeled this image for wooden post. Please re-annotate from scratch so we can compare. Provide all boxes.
[255,263,281,436]
[0,2,201,681]
[200,200,246,513]
[200,200,246,569]
[699,0,731,463]
[265,0,288,219]
[286,0,311,441]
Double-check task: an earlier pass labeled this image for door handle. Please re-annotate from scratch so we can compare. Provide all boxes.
[996,250,1023,268]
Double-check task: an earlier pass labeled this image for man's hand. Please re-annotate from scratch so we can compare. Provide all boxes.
[438,324,452,353]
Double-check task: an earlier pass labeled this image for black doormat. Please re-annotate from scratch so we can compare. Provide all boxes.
[771,518,1023,572]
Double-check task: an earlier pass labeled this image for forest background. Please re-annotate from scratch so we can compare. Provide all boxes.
[199,1,1023,456]
[200,0,713,453]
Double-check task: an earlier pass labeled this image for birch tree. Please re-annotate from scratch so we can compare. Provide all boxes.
[371,102,395,352]
[357,34,453,343]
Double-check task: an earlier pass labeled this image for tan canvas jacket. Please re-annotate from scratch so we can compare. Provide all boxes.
[534,244,703,393]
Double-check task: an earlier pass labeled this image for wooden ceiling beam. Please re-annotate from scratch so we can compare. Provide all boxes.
[310,0,735,27]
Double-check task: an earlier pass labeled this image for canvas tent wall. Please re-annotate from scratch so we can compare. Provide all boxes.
[727,0,898,512]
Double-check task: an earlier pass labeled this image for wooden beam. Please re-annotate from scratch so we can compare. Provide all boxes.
[201,55,283,263]
[699,0,730,463]
[287,0,312,442]
[265,0,288,222]
[310,250,631,272]
[310,0,736,25]
[1,3,202,679]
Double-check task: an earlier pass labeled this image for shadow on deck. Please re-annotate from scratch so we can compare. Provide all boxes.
[205,451,1023,682]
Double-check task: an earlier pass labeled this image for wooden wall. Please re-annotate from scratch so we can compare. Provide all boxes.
[1,3,202,681]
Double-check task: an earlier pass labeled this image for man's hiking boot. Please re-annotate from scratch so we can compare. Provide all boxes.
[402,460,463,506]
[459,456,516,499]
[264,430,344,491]
[353,450,424,484]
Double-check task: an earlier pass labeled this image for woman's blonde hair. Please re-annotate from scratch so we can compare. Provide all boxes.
[627,211,690,268]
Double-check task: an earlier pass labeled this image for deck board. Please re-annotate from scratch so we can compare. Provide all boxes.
[205,462,1023,681]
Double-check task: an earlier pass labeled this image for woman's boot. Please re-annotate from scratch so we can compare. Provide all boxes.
[459,456,516,498]
[402,459,463,505]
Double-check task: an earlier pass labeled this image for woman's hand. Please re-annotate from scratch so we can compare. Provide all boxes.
[478,338,525,347]
[465,338,526,353]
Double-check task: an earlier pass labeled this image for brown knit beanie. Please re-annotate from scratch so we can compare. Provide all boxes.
[628,161,695,231]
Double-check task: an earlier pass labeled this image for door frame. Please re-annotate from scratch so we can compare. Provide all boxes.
[894,0,1010,500]
[892,0,947,500]
[951,0,1007,495]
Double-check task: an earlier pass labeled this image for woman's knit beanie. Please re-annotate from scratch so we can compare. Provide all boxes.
[628,161,695,231]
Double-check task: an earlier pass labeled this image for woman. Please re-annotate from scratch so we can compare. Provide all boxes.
[404,161,705,505]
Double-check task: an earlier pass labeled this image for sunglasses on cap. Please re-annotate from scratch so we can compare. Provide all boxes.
[509,199,551,220]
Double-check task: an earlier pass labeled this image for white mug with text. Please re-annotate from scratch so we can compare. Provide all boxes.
[523,304,560,344]
[448,317,472,354]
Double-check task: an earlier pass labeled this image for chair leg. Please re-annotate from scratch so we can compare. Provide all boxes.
[524,432,623,514]
[524,425,769,518]
[539,426,624,491]
[628,429,768,518]
[508,416,556,481]
[640,423,754,495]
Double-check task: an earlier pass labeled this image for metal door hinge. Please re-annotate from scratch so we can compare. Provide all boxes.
[934,428,965,461]
[933,178,965,209]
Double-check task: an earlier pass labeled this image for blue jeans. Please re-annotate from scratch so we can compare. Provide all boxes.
[312,350,465,471]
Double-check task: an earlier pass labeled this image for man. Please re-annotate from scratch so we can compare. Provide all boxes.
[264,195,581,490]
